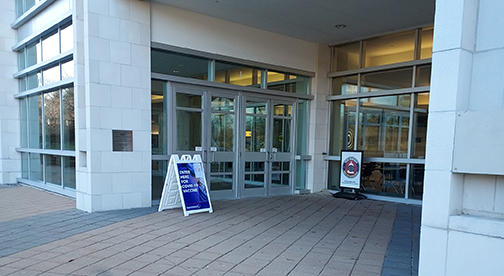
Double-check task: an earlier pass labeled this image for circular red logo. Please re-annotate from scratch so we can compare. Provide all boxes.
[343,157,359,178]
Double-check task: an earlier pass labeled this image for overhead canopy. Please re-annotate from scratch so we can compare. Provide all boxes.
[152,0,435,45]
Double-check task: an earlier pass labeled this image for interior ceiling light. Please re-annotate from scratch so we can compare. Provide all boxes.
[335,24,346,29]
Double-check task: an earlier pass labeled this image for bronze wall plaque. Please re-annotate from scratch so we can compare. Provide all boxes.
[113,130,133,151]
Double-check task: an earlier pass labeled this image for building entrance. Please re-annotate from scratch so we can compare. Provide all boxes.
[241,95,295,198]
[169,83,296,200]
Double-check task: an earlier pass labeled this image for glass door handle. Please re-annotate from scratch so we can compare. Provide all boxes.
[209,147,217,162]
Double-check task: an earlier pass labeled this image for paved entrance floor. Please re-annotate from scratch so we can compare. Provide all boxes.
[0,185,420,276]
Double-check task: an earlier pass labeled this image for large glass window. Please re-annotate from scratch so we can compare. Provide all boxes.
[215,62,261,87]
[358,95,411,158]
[42,31,60,61]
[16,0,40,18]
[62,156,75,189]
[151,50,209,80]
[176,93,202,151]
[416,65,431,87]
[151,81,166,155]
[62,87,75,150]
[332,42,360,72]
[18,49,26,71]
[176,111,201,151]
[296,100,309,190]
[409,164,424,199]
[332,75,358,95]
[329,26,432,201]
[17,20,75,192]
[21,152,29,178]
[329,99,357,155]
[332,27,431,73]
[420,26,433,60]
[60,24,74,53]
[20,61,72,92]
[363,30,416,68]
[43,66,60,85]
[151,49,310,94]
[28,94,42,148]
[361,68,413,91]
[152,160,167,200]
[211,97,234,151]
[25,41,41,68]
[45,155,61,185]
[361,162,407,197]
[266,71,309,94]
[20,87,75,189]
[20,98,28,148]
[29,153,43,181]
[44,90,61,150]
[327,161,341,190]
[61,60,74,80]
[412,93,429,158]
[18,23,73,71]
[27,71,41,90]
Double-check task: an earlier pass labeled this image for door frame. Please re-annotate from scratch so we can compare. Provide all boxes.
[239,93,297,198]
[167,83,298,200]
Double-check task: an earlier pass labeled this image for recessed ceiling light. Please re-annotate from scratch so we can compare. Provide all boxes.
[335,24,346,29]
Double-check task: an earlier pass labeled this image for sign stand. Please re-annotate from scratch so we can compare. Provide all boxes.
[333,150,367,200]
[158,154,213,216]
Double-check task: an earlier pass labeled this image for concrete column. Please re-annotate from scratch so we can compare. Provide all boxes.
[0,0,20,184]
[74,0,152,211]
[419,0,477,274]
[307,43,331,192]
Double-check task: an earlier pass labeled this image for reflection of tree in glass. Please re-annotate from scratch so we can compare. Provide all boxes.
[62,88,75,150]
[61,60,74,80]
[44,90,60,149]
[211,113,234,151]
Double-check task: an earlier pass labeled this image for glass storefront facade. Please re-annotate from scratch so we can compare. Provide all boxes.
[328,26,432,200]
[16,19,75,192]
[151,50,312,201]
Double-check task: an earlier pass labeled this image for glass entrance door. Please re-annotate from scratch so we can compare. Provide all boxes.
[241,96,295,197]
[171,84,295,200]
[173,85,237,200]
[270,102,294,195]
[242,98,268,197]
[207,93,237,200]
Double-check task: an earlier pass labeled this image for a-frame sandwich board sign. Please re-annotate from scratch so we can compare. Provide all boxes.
[158,154,213,216]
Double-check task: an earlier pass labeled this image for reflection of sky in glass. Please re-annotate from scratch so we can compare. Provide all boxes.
[26,42,41,67]
[19,78,27,92]
[18,49,26,70]
[42,32,59,61]
[60,25,73,53]
[61,60,74,80]
[43,66,60,85]
[27,72,41,89]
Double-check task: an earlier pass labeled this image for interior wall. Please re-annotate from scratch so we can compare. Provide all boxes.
[150,3,317,73]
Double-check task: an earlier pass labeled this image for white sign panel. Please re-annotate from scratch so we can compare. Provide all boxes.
[339,151,363,189]
[158,154,213,216]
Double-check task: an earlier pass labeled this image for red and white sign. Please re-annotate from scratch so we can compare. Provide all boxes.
[340,151,363,189]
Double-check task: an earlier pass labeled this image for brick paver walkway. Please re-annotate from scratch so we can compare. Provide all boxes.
[0,185,420,275]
